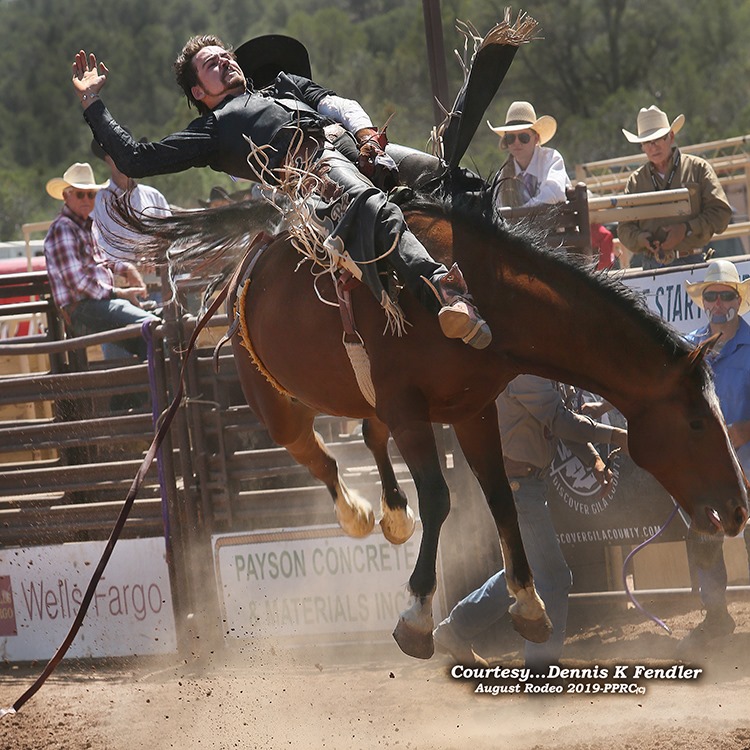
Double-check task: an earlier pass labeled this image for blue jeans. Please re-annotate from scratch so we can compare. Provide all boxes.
[69,298,158,361]
[691,445,750,608]
[441,475,572,670]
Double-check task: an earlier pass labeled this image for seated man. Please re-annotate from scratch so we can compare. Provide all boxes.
[43,162,158,361]
[72,35,491,349]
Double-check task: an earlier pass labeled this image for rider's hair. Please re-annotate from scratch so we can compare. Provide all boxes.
[174,34,234,115]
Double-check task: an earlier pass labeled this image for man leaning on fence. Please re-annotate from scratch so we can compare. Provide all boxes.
[617,106,732,269]
[43,161,158,361]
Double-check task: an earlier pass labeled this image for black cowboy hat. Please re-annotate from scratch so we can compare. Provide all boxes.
[234,34,312,89]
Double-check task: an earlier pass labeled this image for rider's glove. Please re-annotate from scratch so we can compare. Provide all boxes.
[357,127,400,192]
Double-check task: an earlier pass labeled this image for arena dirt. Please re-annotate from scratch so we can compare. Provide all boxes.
[3,597,750,750]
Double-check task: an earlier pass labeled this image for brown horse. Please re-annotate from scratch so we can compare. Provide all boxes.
[123,185,748,659]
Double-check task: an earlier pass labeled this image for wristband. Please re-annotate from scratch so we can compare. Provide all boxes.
[81,92,100,102]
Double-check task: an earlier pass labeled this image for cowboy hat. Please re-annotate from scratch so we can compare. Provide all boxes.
[686,260,750,315]
[45,162,109,200]
[622,105,685,143]
[487,101,557,145]
[234,34,312,89]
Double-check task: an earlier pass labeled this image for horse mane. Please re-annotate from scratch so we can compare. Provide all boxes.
[103,166,711,392]
[398,178,713,391]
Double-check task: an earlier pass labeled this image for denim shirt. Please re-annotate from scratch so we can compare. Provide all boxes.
[685,317,750,427]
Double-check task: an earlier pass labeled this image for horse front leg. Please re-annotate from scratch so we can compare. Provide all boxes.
[453,407,552,644]
[384,415,450,658]
[362,417,416,544]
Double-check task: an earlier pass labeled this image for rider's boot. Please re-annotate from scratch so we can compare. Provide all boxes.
[436,264,492,349]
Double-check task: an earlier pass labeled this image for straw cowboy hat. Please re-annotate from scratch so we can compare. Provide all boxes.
[686,260,750,315]
[622,105,685,143]
[234,34,312,90]
[46,162,108,200]
[487,101,557,145]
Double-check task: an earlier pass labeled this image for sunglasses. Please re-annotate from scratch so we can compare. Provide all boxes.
[702,290,739,303]
[502,132,532,146]
[66,189,98,200]
[642,134,669,148]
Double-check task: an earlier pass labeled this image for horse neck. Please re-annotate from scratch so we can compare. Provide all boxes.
[465,233,686,412]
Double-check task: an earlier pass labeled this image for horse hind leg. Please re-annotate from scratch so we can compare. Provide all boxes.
[362,417,416,544]
[232,342,374,537]
[384,416,451,659]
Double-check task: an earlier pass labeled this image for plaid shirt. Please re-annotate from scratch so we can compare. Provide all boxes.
[43,204,129,309]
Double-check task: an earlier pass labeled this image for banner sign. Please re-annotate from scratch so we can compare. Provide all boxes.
[545,400,685,549]
[0,538,177,661]
[213,524,422,640]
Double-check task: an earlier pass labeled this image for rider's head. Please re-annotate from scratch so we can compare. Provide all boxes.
[174,35,245,115]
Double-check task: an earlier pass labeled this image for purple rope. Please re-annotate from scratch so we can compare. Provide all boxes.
[621,502,680,634]
[141,319,171,551]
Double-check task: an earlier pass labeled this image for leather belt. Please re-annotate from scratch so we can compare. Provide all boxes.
[503,457,540,479]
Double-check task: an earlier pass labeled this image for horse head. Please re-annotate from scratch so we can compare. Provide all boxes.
[625,347,748,537]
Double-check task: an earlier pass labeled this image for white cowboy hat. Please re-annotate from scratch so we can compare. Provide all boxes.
[487,101,557,145]
[622,105,685,144]
[686,260,750,315]
[46,162,109,201]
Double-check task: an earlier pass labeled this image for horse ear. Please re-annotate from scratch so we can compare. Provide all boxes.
[687,333,722,370]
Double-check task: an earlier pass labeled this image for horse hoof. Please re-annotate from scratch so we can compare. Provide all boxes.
[392,618,435,659]
[335,497,375,538]
[380,505,416,545]
[509,611,553,643]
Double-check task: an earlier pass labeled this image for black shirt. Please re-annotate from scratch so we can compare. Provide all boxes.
[84,73,335,181]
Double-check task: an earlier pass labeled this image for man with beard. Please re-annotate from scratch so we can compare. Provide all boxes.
[71,35,491,349]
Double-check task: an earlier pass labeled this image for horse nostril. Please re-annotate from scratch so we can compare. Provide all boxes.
[736,504,749,529]
[705,507,723,532]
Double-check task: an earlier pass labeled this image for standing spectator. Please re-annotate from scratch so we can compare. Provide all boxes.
[43,162,158,360]
[617,106,731,269]
[91,133,171,276]
[680,260,750,648]
[91,135,170,358]
[432,375,627,669]
[487,101,570,209]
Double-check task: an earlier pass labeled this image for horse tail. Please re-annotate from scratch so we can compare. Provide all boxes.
[102,191,285,278]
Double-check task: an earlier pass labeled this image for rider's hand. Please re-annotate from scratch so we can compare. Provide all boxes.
[72,50,108,108]
[356,129,399,192]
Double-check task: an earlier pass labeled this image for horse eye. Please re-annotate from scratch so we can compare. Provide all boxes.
[689,419,705,431]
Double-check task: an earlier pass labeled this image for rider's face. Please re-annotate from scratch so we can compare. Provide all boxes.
[192,45,245,101]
